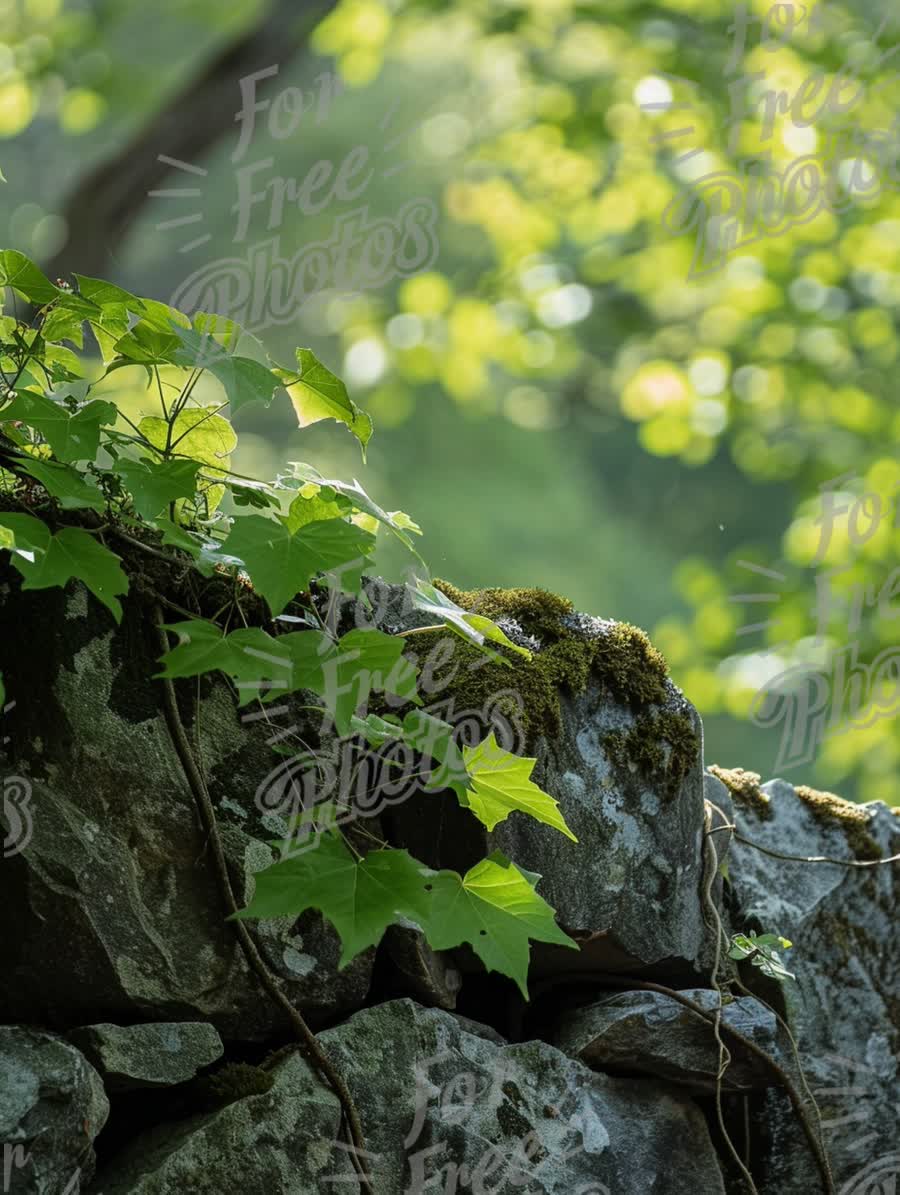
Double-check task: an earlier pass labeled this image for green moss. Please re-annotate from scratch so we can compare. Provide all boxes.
[433,580,574,642]
[707,765,774,821]
[603,709,699,799]
[192,1062,275,1112]
[430,579,671,720]
[398,629,596,747]
[795,784,882,862]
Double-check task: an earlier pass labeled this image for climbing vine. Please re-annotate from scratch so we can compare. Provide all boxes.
[0,247,582,987]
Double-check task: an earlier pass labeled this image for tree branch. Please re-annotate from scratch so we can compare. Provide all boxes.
[44,0,336,282]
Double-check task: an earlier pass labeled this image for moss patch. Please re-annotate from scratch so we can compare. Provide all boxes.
[603,710,700,799]
[794,784,882,862]
[430,579,671,724]
[708,765,774,821]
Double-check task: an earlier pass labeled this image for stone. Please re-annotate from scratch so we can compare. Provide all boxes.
[0,1026,109,1193]
[0,579,373,1041]
[724,778,900,1193]
[92,998,727,1194]
[379,921,463,1010]
[65,1022,224,1093]
[334,579,714,983]
[551,987,779,1093]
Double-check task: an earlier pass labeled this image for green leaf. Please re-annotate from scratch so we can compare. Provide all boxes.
[17,457,105,512]
[418,851,579,998]
[156,621,296,705]
[0,513,127,622]
[0,391,116,463]
[324,627,420,734]
[275,349,373,454]
[288,464,419,549]
[138,407,236,513]
[459,733,577,840]
[223,514,375,616]
[153,516,206,558]
[353,708,469,794]
[410,579,532,661]
[0,250,62,307]
[116,458,202,521]
[282,484,352,533]
[231,834,433,966]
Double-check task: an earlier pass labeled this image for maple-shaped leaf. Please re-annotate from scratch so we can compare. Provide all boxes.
[460,732,577,841]
[288,464,419,549]
[17,457,106,512]
[231,833,432,965]
[418,851,579,998]
[0,390,116,463]
[275,349,373,454]
[325,627,420,734]
[223,514,375,616]
[156,621,299,706]
[116,458,202,521]
[0,512,127,621]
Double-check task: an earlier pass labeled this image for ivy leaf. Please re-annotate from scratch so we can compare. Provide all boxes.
[231,834,433,966]
[116,458,202,521]
[410,579,532,662]
[288,464,419,549]
[275,349,373,455]
[459,733,577,841]
[0,390,116,463]
[417,851,579,998]
[282,484,352,532]
[223,514,375,616]
[324,628,420,734]
[0,513,127,622]
[138,407,236,514]
[153,516,206,558]
[17,457,105,512]
[156,621,297,706]
[353,708,469,794]
[0,250,62,307]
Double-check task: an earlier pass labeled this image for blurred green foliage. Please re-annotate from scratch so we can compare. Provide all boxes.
[2,0,899,803]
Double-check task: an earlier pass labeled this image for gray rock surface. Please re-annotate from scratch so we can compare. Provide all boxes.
[0,582,373,1040]
[724,777,900,1194]
[341,579,713,981]
[0,1026,109,1193]
[551,988,779,1093]
[90,998,726,1195]
[65,1022,224,1092]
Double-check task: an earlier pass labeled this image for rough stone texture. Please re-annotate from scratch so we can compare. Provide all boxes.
[0,579,373,1041]
[0,1026,109,1193]
[339,580,713,982]
[380,921,463,1010]
[90,998,726,1195]
[85,1049,348,1194]
[551,988,779,1093]
[65,1022,224,1092]
[724,778,900,1194]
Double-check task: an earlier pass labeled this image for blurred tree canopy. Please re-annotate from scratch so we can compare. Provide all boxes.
[2,0,899,804]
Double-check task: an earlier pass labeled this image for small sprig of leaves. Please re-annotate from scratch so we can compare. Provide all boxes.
[728,931,795,982]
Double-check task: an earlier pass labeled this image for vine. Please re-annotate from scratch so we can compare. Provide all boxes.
[0,249,584,1187]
